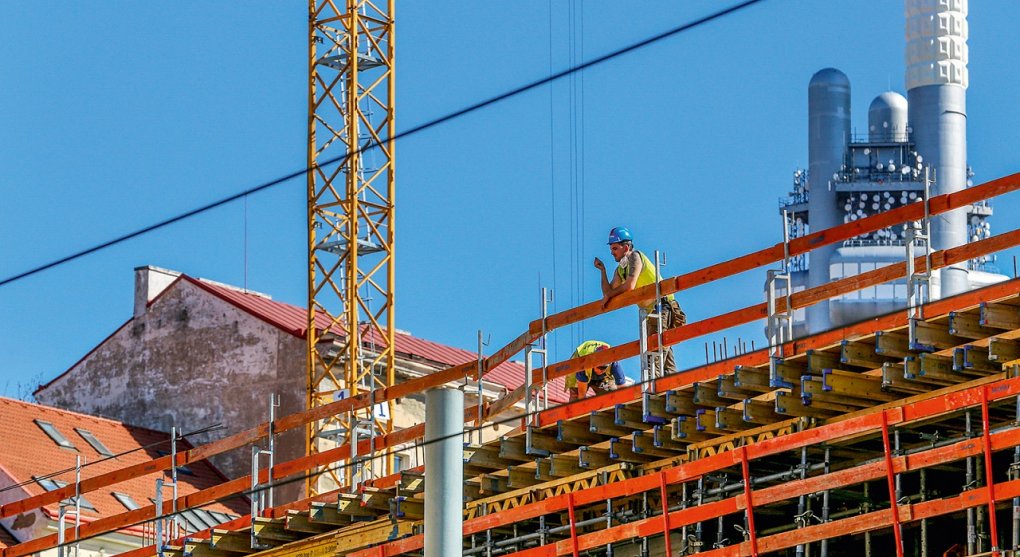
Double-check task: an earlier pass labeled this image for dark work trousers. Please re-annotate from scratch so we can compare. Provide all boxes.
[645,297,686,375]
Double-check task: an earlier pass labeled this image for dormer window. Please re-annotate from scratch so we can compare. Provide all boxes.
[156,450,194,475]
[75,429,114,457]
[112,492,140,511]
[34,420,76,450]
[33,477,95,511]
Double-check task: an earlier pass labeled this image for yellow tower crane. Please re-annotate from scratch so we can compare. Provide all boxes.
[306,0,396,496]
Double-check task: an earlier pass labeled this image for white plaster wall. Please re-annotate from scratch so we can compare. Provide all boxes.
[35,281,306,500]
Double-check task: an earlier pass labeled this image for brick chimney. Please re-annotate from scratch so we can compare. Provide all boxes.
[133,266,181,318]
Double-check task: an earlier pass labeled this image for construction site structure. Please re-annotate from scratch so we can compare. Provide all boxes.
[4,170,1020,556]
[306,0,396,494]
[13,1,1020,556]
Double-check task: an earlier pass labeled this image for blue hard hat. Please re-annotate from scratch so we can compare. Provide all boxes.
[607,226,633,244]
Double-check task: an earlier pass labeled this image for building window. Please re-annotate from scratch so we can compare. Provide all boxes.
[394,453,409,472]
[207,511,233,525]
[191,508,220,529]
[33,478,96,511]
[34,420,76,450]
[155,450,195,475]
[112,492,140,511]
[34,477,61,492]
[178,509,209,533]
[76,429,115,458]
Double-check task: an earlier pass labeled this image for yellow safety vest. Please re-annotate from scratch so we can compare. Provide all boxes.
[565,340,609,389]
[615,250,673,310]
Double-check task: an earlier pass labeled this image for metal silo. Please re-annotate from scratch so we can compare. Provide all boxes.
[806,68,851,334]
[868,91,909,143]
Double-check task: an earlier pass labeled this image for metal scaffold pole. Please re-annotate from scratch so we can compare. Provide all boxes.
[768,210,794,389]
[907,167,933,347]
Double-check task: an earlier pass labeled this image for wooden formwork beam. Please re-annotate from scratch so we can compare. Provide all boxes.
[9,176,1020,557]
[518,235,1020,427]
[345,375,1020,557]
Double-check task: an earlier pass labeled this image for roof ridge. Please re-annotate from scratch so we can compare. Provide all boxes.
[0,396,179,438]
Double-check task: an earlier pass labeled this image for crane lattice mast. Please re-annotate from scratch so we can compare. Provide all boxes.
[306,0,395,495]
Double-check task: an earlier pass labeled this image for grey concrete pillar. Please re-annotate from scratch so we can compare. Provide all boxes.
[424,387,464,557]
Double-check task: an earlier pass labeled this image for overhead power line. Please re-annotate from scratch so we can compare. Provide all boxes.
[0,0,767,289]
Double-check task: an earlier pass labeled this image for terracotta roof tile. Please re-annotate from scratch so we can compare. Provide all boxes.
[0,397,247,529]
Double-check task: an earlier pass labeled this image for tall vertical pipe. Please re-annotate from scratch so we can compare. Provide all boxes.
[863,482,872,557]
[921,468,928,557]
[807,68,851,334]
[906,0,969,297]
[424,388,464,557]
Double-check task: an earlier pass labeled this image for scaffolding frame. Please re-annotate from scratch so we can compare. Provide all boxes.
[5,173,1020,557]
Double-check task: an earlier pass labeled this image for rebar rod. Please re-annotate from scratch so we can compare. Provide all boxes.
[969,410,978,555]
[796,446,808,557]
[921,468,928,557]
[863,482,872,557]
[821,447,830,557]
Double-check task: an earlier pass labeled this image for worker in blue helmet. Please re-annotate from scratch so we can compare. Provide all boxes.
[594,226,686,374]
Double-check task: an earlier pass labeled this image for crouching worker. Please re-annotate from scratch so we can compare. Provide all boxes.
[564,340,626,401]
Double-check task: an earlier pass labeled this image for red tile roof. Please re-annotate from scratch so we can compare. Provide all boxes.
[179,275,569,403]
[0,397,246,534]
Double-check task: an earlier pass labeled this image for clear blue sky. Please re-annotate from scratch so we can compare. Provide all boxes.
[2,1,1020,398]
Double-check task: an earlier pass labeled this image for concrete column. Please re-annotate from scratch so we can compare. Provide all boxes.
[424,387,464,557]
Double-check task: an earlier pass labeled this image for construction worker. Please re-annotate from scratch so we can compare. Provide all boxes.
[593,226,686,374]
[563,340,626,401]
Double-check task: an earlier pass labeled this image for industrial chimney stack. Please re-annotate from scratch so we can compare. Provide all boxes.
[906,0,970,296]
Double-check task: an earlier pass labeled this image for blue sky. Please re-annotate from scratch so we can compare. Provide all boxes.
[2,1,1020,397]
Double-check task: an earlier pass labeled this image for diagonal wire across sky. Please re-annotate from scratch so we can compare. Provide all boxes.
[0,0,766,289]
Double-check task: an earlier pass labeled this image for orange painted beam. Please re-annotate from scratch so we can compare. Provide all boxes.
[14,277,1020,557]
[349,376,1020,557]
[8,173,1020,547]
[528,276,1020,427]
[2,418,429,557]
[500,418,1020,557]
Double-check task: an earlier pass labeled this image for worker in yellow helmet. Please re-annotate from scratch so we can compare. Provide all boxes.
[593,226,686,374]
[563,341,626,401]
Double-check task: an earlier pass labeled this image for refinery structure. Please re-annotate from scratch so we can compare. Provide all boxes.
[8,1,1020,557]
[780,0,1005,336]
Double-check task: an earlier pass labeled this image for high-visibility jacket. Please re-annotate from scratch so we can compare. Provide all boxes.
[564,340,611,390]
[615,250,674,310]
